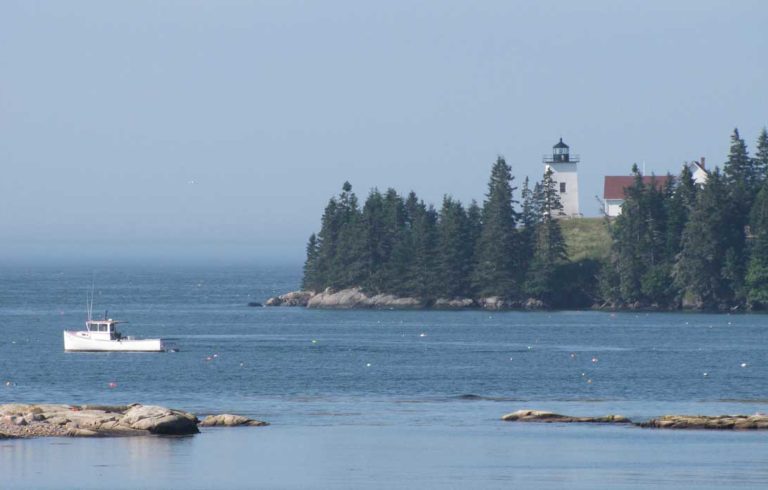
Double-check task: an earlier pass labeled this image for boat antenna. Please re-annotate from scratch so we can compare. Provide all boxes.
[87,276,95,322]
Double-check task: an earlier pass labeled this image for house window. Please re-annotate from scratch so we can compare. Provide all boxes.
[559,182,566,193]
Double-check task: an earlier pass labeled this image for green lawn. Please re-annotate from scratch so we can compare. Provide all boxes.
[560,217,612,262]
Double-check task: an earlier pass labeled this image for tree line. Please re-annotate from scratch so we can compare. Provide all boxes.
[302,127,768,310]
[302,157,594,307]
[603,127,768,310]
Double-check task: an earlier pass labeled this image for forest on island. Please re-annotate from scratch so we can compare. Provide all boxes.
[302,127,768,310]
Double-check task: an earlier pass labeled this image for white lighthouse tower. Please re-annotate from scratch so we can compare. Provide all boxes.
[543,138,580,217]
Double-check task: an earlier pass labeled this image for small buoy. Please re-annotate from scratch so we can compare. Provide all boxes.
[311,339,318,344]
[527,346,532,350]
[419,333,427,338]
[570,353,576,359]
[366,363,371,367]
[108,382,118,389]
[239,362,245,367]
[587,379,592,384]
[206,356,213,361]
[581,372,586,377]
[592,357,598,363]
[703,372,708,377]
[213,354,218,358]
[5,381,12,387]
[741,362,748,368]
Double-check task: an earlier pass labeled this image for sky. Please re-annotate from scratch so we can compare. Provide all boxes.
[1,0,766,265]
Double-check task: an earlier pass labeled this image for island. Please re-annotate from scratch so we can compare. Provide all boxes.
[268,128,768,312]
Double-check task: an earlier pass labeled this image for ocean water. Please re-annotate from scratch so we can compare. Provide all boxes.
[1,265,767,489]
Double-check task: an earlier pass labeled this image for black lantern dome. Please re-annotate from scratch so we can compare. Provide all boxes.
[552,138,570,162]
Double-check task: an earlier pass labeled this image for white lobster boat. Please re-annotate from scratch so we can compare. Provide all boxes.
[63,318,165,352]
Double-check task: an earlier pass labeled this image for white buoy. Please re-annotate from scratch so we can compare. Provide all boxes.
[741,362,748,368]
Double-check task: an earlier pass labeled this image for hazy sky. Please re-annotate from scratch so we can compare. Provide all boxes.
[1,1,766,264]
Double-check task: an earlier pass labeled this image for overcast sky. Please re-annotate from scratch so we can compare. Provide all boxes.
[1,0,766,265]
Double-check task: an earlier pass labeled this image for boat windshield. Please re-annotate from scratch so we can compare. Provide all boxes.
[87,322,113,332]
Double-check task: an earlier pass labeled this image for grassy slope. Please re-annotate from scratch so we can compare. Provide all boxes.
[560,217,612,262]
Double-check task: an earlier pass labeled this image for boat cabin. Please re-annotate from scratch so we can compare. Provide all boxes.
[85,320,123,340]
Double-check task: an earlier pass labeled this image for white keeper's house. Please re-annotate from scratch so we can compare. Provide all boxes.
[602,158,708,217]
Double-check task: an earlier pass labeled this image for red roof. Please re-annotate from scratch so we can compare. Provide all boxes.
[603,175,672,200]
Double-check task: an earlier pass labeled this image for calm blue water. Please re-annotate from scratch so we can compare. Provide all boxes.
[1,265,767,489]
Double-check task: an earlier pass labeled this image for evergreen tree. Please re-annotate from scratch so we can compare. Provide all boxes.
[746,179,768,307]
[301,233,320,291]
[674,169,733,308]
[436,196,473,298]
[404,200,439,298]
[472,157,519,298]
[755,127,768,186]
[724,128,756,206]
[721,129,754,301]
[377,189,409,292]
[526,167,567,302]
[314,197,340,288]
[638,174,672,304]
[518,177,537,274]
[330,182,364,289]
[466,199,482,251]
[665,166,696,261]
[610,165,646,304]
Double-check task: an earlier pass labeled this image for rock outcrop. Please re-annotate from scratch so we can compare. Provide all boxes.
[639,414,768,430]
[501,409,631,424]
[434,298,475,309]
[307,288,423,309]
[265,291,314,307]
[477,296,512,310]
[0,403,269,438]
[265,289,550,310]
[199,414,269,427]
[266,288,424,309]
[501,409,768,430]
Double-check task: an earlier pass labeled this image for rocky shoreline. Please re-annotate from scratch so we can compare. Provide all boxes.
[502,409,768,430]
[265,288,547,310]
[0,403,268,439]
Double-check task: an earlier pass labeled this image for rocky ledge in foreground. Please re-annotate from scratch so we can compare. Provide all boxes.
[0,404,268,438]
[501,409,631,424]
[638,414,768,430]
[502,409,768,430]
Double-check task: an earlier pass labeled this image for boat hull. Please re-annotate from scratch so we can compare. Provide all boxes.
[63,331,164,352]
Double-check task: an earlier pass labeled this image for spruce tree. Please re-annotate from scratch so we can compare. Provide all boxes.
[724,128,756,206]
[674,169,733,308]
[722,129,754,301]
[314,197,341,289]
[638,175,671,304]
[746,179,768,307]
[611,165,646,304]
[404,200,439,298]
[472,157,519,298]
[301,233,320,291]
[378,189,409,292]
[526,167,567,303]
[331,182,364,289]
[436,196,472,298]
[518,177,537,274]
[665,165,696,261]
[755,127,768,186]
